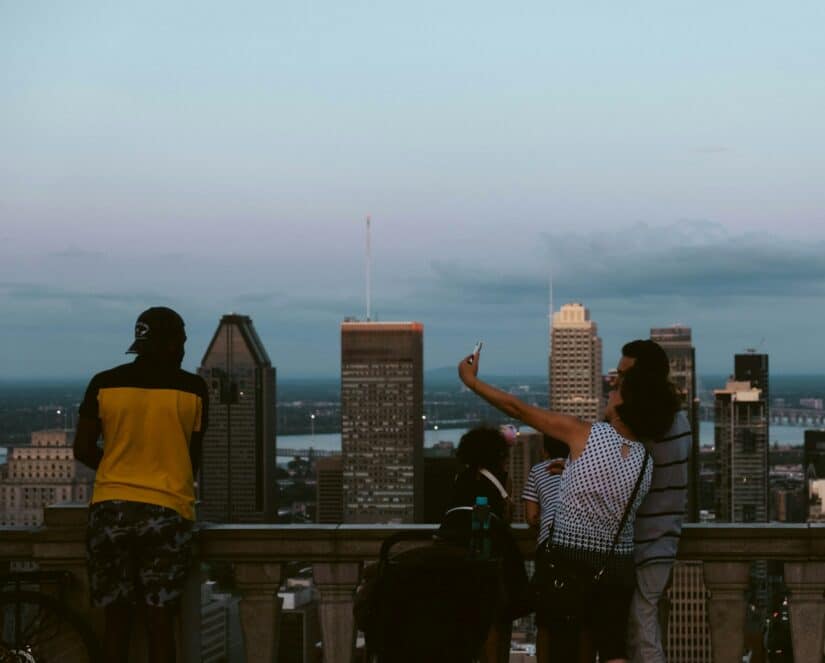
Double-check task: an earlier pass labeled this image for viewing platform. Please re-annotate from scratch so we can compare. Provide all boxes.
[2,504,824,662]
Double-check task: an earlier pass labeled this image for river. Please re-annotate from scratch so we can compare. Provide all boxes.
[277,420,819,455]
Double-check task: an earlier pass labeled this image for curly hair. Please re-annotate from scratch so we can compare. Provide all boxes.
[615,362,681,441]
[456,426,508,470]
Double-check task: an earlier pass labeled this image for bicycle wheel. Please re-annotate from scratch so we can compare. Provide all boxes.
[0,591,100,663]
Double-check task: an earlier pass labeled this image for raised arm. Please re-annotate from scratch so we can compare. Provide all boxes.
[458,350,591,457]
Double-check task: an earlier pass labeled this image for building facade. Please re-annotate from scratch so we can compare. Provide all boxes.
[315,455,344,524]
[0,429,94,527]
[714,381,769,523]
[341,321,424,524]
[650,325,700,521]
[198,314,277,523]
[549,303,602,423]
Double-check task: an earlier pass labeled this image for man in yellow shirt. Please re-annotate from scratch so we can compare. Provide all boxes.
[74,307,208,663]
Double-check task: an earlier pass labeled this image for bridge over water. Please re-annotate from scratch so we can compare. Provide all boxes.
[699,403,825,426]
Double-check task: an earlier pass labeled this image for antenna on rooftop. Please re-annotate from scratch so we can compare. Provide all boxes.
[365,215,372,321]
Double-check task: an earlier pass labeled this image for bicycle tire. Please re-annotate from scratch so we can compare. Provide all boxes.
[0,591,100,663]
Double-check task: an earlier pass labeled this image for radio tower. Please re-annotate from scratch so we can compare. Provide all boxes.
[365,215,372,321]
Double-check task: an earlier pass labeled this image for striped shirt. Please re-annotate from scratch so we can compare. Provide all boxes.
[633,411,692,567]
[522,459,564,544]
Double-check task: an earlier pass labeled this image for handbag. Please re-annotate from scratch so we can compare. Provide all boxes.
[531,450,650,621]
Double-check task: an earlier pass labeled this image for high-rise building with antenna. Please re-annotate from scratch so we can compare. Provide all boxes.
[549,303,602,422]
[198,314,277,523]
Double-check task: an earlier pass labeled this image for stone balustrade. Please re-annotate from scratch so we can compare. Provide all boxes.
[1,506,824,662]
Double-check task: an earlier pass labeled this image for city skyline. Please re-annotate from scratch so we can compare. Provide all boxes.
[2,3,825,380]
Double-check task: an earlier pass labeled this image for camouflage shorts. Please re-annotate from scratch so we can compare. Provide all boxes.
[87,500,193,608]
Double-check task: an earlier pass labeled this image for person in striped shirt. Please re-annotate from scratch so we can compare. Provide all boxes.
[522,435,568,546]
[617,341,692,663]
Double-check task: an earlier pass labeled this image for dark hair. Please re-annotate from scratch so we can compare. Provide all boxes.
[457,426,508,470]
[621,339,671,378]
[616,363,681,441]
[543,435,569,459]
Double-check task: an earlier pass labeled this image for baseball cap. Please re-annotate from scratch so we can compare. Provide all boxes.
[126,307,186,354]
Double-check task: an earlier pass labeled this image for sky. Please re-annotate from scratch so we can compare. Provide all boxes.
[1,1,824,380]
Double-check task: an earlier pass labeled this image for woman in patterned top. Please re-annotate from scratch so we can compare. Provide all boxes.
[458,342,679,663]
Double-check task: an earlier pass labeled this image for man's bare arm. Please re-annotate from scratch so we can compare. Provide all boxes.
[73,417,103,470]
[458,353,591,456]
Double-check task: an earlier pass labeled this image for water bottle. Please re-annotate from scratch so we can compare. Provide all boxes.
[471,496,492,560]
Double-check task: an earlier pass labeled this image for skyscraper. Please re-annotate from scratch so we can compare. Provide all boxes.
[650,325,700,521]
[714,380,768,522]
[549,303,602,422]
[735,351,769,399]
[803,430,825,480]
[315,455,344,524]
[198,314,277,523]
[341,321,424,523]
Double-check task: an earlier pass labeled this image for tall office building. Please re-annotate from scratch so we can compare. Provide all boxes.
[804,430,825,480]
[421,451,457,523]
[0,429,94,527]
[315,455,344,524]
[198,314,277,523]
[714,380,769,522]
[650,325,700,521]
[341,321,424,523]
[735,351,769,398]
[549,303,602,422]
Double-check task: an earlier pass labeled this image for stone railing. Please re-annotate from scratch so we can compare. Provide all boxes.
[1,506,824,662]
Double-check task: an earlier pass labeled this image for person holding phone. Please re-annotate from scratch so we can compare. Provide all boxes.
[458,341,679,663]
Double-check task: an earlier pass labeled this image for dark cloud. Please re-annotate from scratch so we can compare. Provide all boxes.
[421,221,825,307]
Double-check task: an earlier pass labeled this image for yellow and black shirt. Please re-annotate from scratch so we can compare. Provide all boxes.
[79,357,208,520]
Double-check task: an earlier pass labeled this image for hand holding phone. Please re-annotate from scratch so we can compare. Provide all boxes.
[467,341,483,365]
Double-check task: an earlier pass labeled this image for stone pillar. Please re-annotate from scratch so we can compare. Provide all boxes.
[235,562,283,663]
[784,562,825,663]
[703,561,750,662]
[313,562,361,663]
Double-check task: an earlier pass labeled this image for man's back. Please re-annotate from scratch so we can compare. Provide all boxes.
[80,356,208,520]
[633,410,692,566]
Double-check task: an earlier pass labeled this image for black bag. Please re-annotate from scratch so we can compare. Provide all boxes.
[531,450,650,622]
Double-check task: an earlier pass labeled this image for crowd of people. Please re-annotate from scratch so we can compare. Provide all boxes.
[72,306,690,662]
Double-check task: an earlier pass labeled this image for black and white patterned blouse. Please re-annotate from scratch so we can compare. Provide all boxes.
[551,423,652,559]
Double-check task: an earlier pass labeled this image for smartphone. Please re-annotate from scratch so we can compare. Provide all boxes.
[467,341,483,364]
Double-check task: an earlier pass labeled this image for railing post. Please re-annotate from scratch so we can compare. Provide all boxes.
[784,561,825,663]
[313,562,361,663]
[234,562,283,663]
[703,561,750,662]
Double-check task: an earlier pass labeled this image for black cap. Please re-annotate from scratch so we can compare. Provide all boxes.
[127,307,186,354]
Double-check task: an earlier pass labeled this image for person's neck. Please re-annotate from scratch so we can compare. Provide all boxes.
[610,417,638,442]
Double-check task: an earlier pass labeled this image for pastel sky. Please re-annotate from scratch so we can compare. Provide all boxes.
[2,1,824,379]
